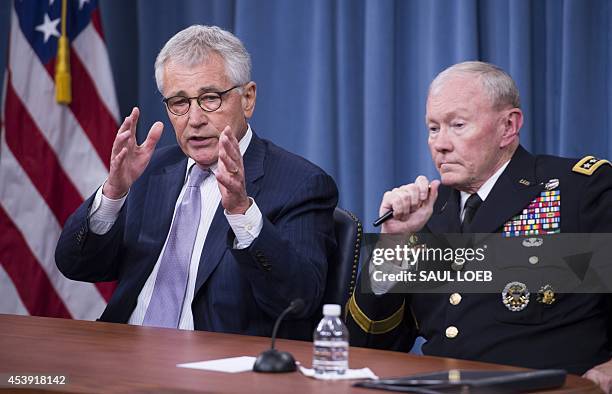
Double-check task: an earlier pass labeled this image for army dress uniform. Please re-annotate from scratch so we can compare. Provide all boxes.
[347,145,612,374]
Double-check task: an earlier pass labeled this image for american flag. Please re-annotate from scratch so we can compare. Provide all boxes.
[1,0,117,319]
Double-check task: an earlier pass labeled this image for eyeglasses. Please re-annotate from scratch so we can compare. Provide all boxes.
[162,85,241,116]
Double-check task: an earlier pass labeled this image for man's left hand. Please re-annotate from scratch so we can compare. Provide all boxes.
[216,126,251,215]
[583,359,612,393]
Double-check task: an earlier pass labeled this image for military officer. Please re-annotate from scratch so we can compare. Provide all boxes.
[347,61,612,393]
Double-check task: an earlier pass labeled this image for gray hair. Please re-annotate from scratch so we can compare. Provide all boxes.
[154,25,251,94]
[429,61,521,109]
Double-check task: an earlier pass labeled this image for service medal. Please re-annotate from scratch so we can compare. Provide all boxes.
[502,189,560,237]
[537,284,556,305]
[502,281,530,312]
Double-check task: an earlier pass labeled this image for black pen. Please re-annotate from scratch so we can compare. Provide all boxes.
[373,184,432,227]
[373,210,393,227]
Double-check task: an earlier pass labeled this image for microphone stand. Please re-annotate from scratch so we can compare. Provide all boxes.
[253,299,304,373]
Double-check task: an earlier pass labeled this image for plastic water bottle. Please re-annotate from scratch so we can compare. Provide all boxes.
[312,304,349,376]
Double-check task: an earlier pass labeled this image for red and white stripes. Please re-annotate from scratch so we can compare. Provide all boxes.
[0,5,119,319]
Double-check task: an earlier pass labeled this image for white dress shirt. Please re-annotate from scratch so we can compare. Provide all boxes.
[459,160,509,221]
[87,126,263,329]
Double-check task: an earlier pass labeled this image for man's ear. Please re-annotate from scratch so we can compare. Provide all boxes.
[499,108,523,148]
[242,81,256,118]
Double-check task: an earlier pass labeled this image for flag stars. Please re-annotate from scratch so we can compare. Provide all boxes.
[35,13,61,43]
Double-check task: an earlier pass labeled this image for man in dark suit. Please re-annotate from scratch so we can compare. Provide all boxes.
[347,61,612,392]
[55,25,337,340]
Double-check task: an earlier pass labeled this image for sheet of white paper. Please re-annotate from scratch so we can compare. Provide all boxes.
[177,356,256,373]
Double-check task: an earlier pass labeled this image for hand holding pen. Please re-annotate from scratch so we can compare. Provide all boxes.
[374,176,440,234]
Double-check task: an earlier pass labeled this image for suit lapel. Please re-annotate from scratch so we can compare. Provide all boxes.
[427,145,545,245]
[139,158,187,248]
[193,133,266,295]
[242,133,265,199]
[470,145,544,235]
[193,205,230,295]
[427,185,461,233]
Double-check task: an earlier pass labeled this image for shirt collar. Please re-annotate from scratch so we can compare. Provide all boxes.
[460,160,510,213]
[186,124,253,181]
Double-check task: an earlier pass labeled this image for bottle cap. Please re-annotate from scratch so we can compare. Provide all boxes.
[322,304,341,316]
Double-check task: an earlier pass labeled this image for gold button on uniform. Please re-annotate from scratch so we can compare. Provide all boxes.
[449,293,462,305]
[445,326,459,338]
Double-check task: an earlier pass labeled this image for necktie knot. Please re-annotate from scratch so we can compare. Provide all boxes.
[464,193,482,212]
[188,165,210,188]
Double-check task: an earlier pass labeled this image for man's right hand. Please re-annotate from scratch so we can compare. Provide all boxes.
[102,107,164,199]
[379,176,440,234]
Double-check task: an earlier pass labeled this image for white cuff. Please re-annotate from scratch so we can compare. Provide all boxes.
[369,260,408,295]
[88,184,127,235]
[225,197,263,249]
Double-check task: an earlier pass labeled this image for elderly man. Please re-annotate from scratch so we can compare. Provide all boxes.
[55,25,337,340]
[347,61,612,392]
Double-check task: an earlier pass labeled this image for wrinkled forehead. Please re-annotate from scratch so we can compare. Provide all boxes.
[163,56,231,93]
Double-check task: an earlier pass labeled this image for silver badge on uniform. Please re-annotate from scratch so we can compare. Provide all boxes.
[522,238,543,247]
[502,281,530,312]
[545,179,559,191]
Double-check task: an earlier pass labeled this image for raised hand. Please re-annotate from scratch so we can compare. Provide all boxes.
[215,126,250,215]
[380,176,440,234]
[103,107,164,199]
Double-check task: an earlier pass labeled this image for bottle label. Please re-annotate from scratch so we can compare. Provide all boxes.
[313,340,349,347]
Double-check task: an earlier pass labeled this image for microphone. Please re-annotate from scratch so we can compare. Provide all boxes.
[253,298,305,373]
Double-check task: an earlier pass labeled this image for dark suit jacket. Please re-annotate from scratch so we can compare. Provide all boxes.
[348,146,612,374]
[55,133,338,340]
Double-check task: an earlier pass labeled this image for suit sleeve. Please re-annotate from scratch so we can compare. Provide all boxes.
[229,172,338,319]
[54,193,126,282]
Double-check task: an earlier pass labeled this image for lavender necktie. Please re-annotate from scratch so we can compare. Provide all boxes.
[143,165,210,328]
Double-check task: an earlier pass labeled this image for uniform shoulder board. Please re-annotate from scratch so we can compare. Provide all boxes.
[572,156,611,176]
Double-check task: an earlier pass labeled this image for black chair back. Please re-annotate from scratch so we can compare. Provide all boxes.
[316,207,362,325]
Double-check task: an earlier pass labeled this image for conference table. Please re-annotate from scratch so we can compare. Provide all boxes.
[0,314,600,393]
